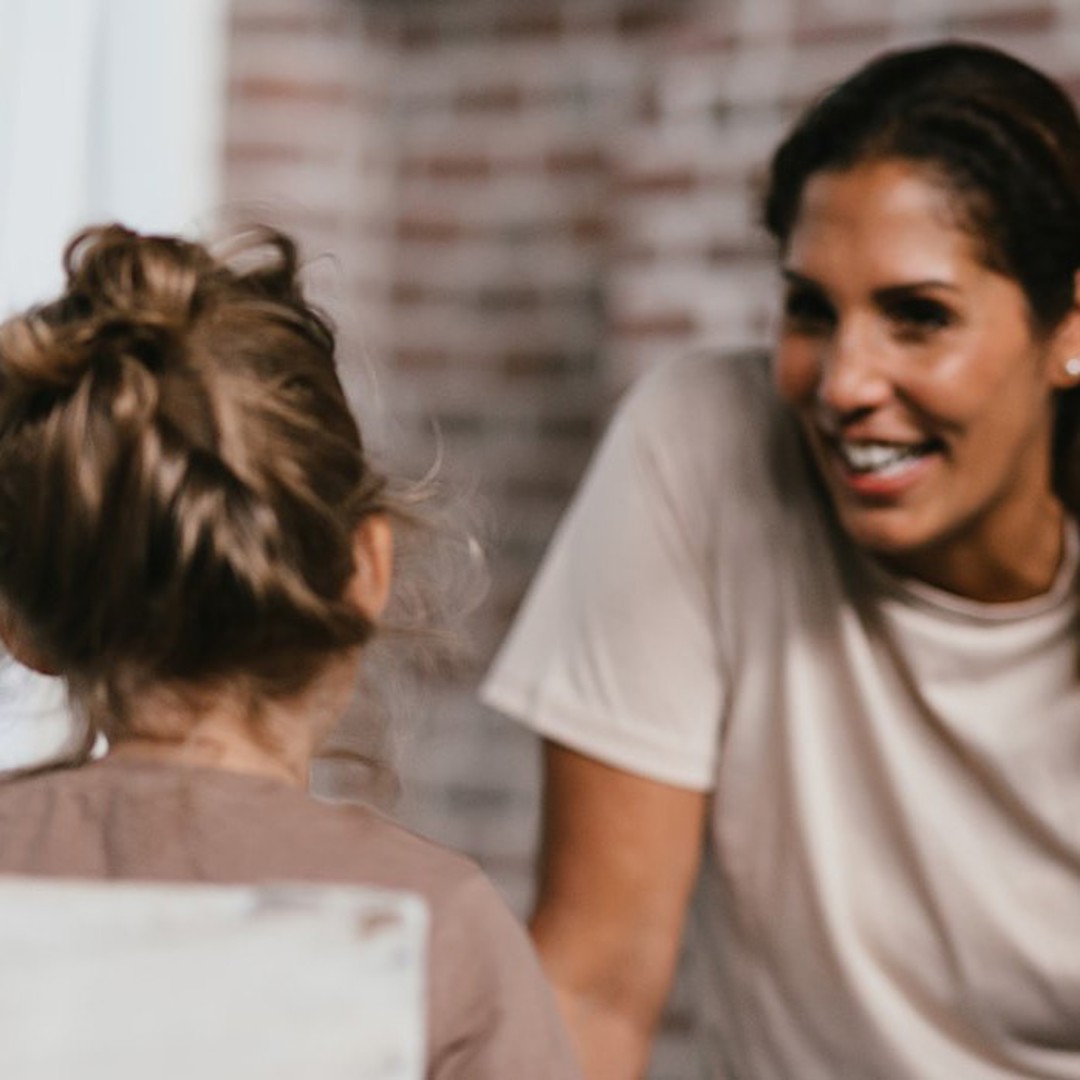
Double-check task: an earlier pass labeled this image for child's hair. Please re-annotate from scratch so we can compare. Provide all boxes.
[0,224,391,754]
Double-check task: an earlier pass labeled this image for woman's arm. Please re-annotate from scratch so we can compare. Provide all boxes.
[530,742,708,1080]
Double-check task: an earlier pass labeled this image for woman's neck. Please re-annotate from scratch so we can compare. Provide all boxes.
[878,497,1068,603]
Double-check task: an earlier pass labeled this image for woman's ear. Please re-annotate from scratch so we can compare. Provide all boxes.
[0,606,60,676]
[346,514,394,622]
[1048,270,1080,390]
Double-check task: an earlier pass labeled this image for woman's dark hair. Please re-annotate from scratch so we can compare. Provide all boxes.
[764,41,1080,333]
[0,225,389,750]
[763,40,1080,500]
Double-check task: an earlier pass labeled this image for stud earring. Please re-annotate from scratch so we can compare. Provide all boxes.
[1066,356,1080,379]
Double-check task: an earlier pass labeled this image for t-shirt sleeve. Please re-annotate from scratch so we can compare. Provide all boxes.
[481,360,724,790]
[427,871,582,1079]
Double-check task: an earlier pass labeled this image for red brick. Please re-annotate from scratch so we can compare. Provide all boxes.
[229,77,353,106]
[634,83,662,125]
[545,147,607,175]
[392,348,453,371]
[613,311,698,339]
[397,156,430,180]
[706,240,768,264]
[664,24,737,53]
[456,85,524,113]
[493,11,564,41]
[502,350,583,377]
[568,215,610,243]
[617,5,682,37]
[394,216,462,244]
[399,20,440,50]
[425,154,494,181]
[225,142,327,165]
[793,5,891,45]
[615,241,658,264]
[229,11,349,37]
[951,5,1057,34]
[390,280,429,305]
[750,307,779,340]
[475,285,543,312]
[274,207,347,235]
[615,166,700,196]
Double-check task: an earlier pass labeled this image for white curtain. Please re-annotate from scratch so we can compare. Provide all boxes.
[0,0,228,314]
[0,0,227,769]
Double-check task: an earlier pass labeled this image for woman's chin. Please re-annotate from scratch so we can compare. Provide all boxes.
[833,505,936,564]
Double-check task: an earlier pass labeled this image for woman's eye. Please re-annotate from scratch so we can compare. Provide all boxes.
[782,290,835,332]
[886,297,954,334]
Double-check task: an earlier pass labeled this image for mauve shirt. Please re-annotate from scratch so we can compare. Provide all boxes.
[0,756,581,1080]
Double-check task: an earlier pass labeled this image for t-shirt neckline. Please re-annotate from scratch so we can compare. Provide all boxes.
[858,519,1080,624]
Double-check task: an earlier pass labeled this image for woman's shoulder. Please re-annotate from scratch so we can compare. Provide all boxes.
[629,345,773,405]
[609,347,804,507]
[616,348,786,458]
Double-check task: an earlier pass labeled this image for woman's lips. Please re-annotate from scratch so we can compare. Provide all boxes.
[825,437,942,498]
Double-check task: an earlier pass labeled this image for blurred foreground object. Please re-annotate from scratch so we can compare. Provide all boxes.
[0,878,426,1080]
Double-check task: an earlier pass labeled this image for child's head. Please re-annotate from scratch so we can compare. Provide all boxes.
[0,225,392,748]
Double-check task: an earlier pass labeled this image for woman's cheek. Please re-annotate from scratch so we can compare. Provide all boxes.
[773,340,821,407]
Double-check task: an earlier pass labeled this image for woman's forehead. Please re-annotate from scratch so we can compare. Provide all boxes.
[784,159,988,278]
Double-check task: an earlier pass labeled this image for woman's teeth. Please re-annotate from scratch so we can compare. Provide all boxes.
[837,440,929,474]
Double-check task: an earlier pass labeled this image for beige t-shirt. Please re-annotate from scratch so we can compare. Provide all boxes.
[0,756,581,1080]
[483,350,1080,1078]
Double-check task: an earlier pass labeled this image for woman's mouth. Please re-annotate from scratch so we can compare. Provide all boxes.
[827,437,943,495]
[837,438,940,473]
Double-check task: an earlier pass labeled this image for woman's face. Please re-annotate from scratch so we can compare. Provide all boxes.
[774,158,1079,597]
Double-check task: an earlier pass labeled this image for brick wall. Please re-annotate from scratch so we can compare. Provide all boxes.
[222,2,1080,1075]
[225,0,398,384]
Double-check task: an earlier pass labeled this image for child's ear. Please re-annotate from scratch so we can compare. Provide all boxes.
[0,607,60,676]
[346,514,394,622]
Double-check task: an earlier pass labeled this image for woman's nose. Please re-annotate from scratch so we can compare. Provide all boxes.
[814,321,892,421]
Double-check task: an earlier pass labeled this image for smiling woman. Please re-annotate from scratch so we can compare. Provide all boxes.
[483,41,1080,1080]
[774,158,1080,600]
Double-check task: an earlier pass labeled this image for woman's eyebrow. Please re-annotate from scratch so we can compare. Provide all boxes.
[780,269,961,297]
[873,281,961,302]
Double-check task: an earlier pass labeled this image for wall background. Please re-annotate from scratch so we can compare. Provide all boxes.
[222,2,1080,1074]
[0,0,230,771]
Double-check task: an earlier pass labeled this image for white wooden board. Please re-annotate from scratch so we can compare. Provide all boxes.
[0,877,428,1080]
